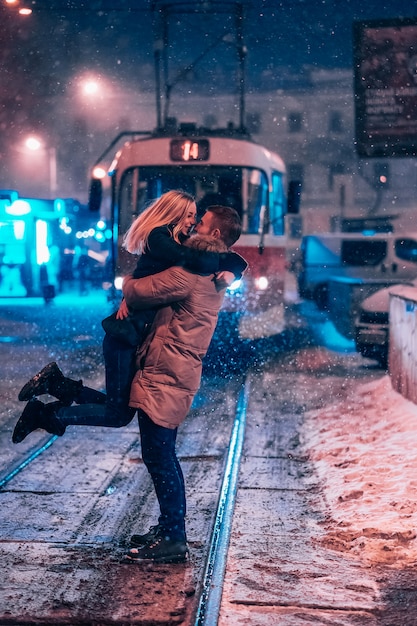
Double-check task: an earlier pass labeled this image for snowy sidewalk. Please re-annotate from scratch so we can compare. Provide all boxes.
[303,375,417,569]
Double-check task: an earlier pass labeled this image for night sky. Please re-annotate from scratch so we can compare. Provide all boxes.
[2,0,416,97]
[1,0,416,197]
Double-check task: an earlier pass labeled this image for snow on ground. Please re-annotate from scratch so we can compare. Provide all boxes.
[302,374,417,568]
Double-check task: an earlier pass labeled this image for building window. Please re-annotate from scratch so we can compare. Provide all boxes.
[288,163,304,185]
[328,163,345,190]
[329,111,343,133]
[288,111,303,133]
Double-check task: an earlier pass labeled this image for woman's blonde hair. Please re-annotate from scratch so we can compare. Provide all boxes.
[122,190,196,254]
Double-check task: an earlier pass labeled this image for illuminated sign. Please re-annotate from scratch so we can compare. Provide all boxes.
[354,18,417,157]
[35,220,50,265]
[6,200,31,216]
[170,139,209,161]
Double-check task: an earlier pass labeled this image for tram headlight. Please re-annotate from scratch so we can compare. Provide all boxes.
[114,276,124,290]
[254,276,268,290]
[92,166,107,179]
[227,278,243,293]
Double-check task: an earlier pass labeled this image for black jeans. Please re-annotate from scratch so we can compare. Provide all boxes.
[138,409,186,542]
[56,333,136,428]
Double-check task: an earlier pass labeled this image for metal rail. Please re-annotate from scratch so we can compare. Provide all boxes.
[0,435,57,490]
[194,376,249,626]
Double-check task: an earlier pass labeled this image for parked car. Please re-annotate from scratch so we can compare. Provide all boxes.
[327,276,401,340]
[298,232,417,311]
[354,279,417,367]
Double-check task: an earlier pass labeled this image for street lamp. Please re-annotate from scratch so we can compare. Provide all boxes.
[81,79,101,97]
[25,136,57,198]
[76,75,108,172]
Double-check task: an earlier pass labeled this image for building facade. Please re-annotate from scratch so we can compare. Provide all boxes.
[9,68,417,236]
[246,69,417,235]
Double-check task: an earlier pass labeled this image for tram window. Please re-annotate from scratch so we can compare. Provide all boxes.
[218,175,242,214]
[341,240,387,266]
[395,238,417,263]
[270,173,285,235]
[119,169,149,235]
[246,169,268,234]
[139,168,197,198]
[119,166,247,232]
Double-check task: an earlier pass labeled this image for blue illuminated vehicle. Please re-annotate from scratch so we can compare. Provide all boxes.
[298,232,417,311]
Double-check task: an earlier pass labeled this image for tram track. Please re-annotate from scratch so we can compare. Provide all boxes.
[194,376,249,626]
[0,434,58,490]
[0,371,250,624]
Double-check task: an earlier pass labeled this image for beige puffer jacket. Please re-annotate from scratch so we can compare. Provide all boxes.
[122,235,228,429]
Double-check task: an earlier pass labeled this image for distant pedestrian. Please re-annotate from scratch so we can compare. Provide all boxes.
[76,249,90,295]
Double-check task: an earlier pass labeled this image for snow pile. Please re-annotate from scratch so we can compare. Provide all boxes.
[303,375,417,567]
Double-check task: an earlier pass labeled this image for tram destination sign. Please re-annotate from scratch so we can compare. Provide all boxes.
[353,18,417,157]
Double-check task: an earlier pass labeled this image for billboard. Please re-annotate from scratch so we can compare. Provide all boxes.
[353,18,417,157]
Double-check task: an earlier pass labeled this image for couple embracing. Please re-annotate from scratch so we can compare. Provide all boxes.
[13,190,247,564]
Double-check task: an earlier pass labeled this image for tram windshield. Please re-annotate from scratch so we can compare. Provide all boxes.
[118,166,286,236]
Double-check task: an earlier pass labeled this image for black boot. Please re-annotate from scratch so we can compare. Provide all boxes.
[124,536,188,564]
[130,524,161,547]
[12,400,66,444]
[18,362,82,405]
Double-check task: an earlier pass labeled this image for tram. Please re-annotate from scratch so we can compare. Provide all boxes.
[87,1,301,338]
[89,125,300,337]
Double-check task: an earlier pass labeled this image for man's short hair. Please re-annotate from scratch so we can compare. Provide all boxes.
[206,205,242,248]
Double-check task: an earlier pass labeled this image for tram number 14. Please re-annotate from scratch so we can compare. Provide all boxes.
[184,141,199,161]
[170,139,210,162]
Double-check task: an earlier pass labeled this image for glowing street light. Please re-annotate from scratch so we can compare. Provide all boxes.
[82,80,100,96]
[78,75,107,104]
[25,136,42,151]
[5,0,32,14]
